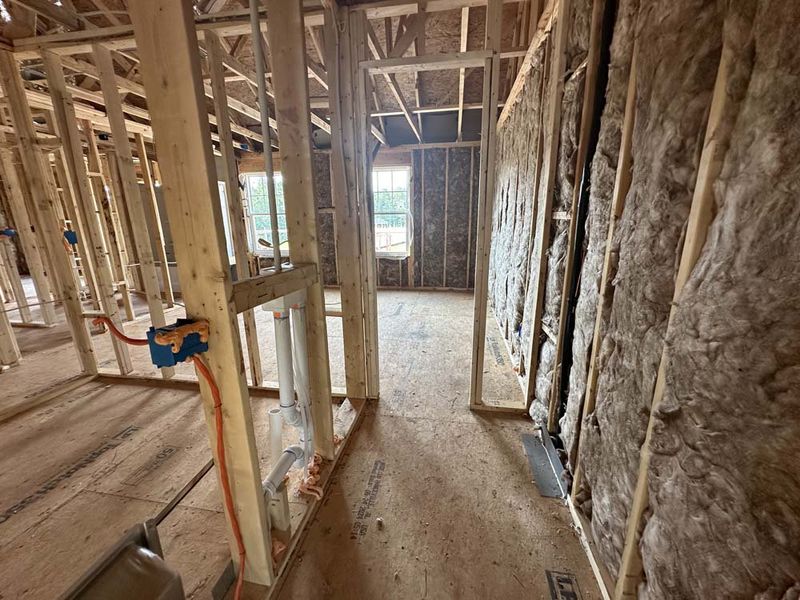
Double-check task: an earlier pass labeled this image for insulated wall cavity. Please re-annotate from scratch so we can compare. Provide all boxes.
[385,147,478,290]
[531,66,586,422]
[312,147,478,290]
[576,0,725,576]
[559,0,639,464]
[640,2,800,597]
[489,44,547,386]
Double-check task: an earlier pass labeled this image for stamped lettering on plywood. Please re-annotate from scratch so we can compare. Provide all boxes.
[350,459,386,541]
[0,425,141,524]
[122,446,179,486]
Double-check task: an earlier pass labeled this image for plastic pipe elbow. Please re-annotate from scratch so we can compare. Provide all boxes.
[263,445,304,497]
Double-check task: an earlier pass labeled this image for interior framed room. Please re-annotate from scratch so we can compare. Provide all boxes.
[0,0,797,599]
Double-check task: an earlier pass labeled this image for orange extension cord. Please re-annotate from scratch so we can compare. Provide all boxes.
[92,316,247,600]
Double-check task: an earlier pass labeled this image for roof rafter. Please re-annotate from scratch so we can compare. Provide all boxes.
[365,19,421,142]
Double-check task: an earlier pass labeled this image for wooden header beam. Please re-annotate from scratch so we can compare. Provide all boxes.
[362,49,491,74]
[356,0,525,19]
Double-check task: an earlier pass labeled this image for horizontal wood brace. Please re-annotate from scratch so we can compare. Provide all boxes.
[231,263,318,313]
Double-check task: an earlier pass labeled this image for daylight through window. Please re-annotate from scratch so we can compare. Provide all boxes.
[243,173,287,254]
[372,167,411,257]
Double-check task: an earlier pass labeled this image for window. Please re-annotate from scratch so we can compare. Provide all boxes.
[243,173,287,254]
[372,167,411,257]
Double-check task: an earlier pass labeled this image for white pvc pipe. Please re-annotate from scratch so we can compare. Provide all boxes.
[263,445,304,497]
[269,407,283,469]
[291,305,310,408]
[273,310,301,427]
[291,304,314,461]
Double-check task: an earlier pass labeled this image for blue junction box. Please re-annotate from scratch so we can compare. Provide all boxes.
[146,319,209,368]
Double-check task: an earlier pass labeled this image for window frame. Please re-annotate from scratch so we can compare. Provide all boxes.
[372,166,412,259]
[242,172,286,257]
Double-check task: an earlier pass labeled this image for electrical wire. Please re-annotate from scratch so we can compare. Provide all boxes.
[91,316,148,346]
[190,354,246,600]
[90,316,247,600]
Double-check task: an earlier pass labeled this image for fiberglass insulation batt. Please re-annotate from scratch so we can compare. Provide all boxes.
[489,44,546,379]
[558,0,639,463]
[488,0,591,400]
[640,1,800,597]
[531,67,585,422]
[576,0,725,576]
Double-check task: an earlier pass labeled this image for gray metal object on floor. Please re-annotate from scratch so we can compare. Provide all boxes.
[60,521,185,600]
[522,427,567,499]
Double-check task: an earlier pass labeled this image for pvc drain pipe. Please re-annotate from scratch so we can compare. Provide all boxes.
[269,408,283,469]
[273,309,302,427]
[263,445,304,497]
[291,303,314,462]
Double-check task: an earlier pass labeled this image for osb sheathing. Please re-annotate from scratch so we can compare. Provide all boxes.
[641,1,800,597]
[559,0,639,465]
[577,0,725,579]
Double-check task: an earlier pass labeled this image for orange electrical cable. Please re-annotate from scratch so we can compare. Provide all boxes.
[190,354,247,600]
[91,316,247,600]
[91,316,149,346]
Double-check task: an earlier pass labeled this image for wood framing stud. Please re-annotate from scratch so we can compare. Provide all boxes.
[523,0,571,409]
[206,30,264,387]
[93,43,175,379]
[266,0,335,460]
[43,50,133,374]
[324,4,370,399]
[614,40,737,599]
[547,0,605,431]
[129,0,274,586]
[0,50,96,374]
[457,7,469,141]
[134,133,174,308]
[469,0,503,409]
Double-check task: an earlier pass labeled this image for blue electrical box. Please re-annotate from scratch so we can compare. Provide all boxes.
[146,319,209,368]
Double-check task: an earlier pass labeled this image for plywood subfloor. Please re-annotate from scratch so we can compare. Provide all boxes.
[0,378,360,599]
[274,290,600,599]
[3,286,599,599]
